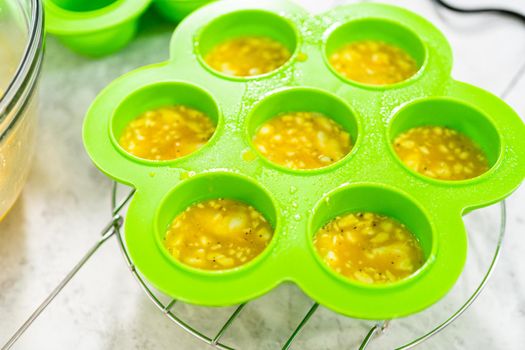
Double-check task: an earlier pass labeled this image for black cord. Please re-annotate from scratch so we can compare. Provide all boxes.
[431,0,525,24]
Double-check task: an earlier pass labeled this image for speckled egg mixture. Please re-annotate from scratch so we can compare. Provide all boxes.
[394,126,489,181]
[314,212,424,284]
[329,40,418,85]
[164,199,274,271]
[252,112,352,170]
[118,105,216,161]
[204,36,292,77]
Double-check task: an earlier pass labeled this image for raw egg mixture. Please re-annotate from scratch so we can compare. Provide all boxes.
[394,126,489,181]
[164,199,273,271]
[119,105,215,161]
[204,36,291,77]
[252,112,352,170]
[329,40,418,85]
[314,212,424,284]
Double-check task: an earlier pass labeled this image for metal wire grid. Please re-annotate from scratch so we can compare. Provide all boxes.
[1,181,506,350]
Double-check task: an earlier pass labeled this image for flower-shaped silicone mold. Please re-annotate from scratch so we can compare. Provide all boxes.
[44,0,214,56]
[83,0,525,319]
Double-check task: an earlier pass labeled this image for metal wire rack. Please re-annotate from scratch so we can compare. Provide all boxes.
[1,181,507,350]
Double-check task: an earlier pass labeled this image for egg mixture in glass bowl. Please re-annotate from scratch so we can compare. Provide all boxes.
[0,0,44,220]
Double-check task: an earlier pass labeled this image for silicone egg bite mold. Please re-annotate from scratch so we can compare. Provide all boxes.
[44,0,214,56]
[83,0,525,319]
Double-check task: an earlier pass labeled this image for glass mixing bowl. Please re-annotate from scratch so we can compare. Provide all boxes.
[0,0,44,220]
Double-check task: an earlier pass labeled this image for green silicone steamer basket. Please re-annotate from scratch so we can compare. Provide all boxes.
[43,0,215,56]
[82,0,525,320]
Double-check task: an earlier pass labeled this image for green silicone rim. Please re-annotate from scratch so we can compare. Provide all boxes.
[44,0,151,56]
[194,9,301,82]
[307,182,438,291]
[82,0,525,319]
[109,81,224,166]
[244,86,362,175]
[153,171,282,277]
[44,0,151,33]
[43,0,215,56]
[387,96,504,187]
[323,17,429,90]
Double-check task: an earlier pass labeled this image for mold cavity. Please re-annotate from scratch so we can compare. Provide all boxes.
[51,0,118,12]
[389,98,500,181]
[247,87,358,171]
[118,105,215,161]
[157,172,278,272]
[198,10,298,78]
[111,82,220,162]
[310,184,433,285]
[324,19,426,86]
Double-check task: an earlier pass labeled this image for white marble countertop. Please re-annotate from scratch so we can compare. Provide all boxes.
[1,0,525,349]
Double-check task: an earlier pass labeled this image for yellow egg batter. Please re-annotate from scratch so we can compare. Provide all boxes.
[118,105,215,161]
[314,212,424,284]
[252,112,352,170]
[164,199,273,271]
[204,36,291,77]
[394,126,489,180]
[329,40,418,85]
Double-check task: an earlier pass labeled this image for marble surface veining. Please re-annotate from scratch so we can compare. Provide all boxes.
[1,0,525,349]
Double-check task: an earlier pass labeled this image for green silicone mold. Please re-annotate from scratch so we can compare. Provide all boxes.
[82,0,525,319]
[44,0,215,56]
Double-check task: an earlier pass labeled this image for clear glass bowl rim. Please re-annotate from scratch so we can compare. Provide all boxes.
[0,0,44,141]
